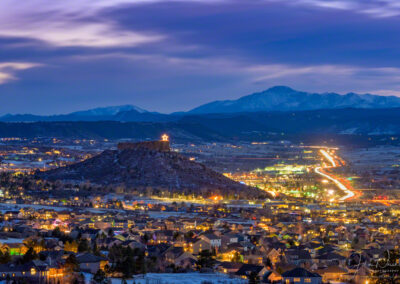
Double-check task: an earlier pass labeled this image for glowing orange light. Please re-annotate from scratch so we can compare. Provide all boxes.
[211,195,223,202]
[161,134,169,142]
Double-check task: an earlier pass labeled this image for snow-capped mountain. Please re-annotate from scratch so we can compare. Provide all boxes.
[69,105,147,116]
[0,105,151,122]
[189,86,400,113]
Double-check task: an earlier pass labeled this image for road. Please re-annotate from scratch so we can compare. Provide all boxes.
[315,149,358,202]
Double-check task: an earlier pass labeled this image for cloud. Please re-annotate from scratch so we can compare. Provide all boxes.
[0,0,398,51]
[243,63,400,95]
[0,0,164,48]
[0,0,235,48]
[244,64,400,84]
[0,62,40,84]
[268,0,400,18]
[246,64,356,81]
[295,0,356,10]
[146,54,400,96]
[69,52,400,95]
[371,89,400,97]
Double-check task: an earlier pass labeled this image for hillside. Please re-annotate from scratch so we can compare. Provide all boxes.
[180,108,400,136]
[37,145,266,199]
[2,108,400,143]
[0,121,223,142]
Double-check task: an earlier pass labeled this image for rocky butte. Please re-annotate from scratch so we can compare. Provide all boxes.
[117,134,170,152]
[37,135,266,199]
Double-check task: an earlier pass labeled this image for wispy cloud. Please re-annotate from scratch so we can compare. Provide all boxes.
[1,0,397,50]
[245,64,400,83]
[269,0,400,18]
[0,0,164,48]
[371,89,400,97]
[69,52,400,97]
[246,64,355,81]
[295,0,357,10]
[158,55,400,98]
[0,0,235,48]
[0,62,40,84]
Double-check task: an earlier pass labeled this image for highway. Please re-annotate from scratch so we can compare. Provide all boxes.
[315,149,356,201]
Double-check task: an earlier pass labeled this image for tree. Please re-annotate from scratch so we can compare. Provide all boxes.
[65,254,79,272]
[248,271,260,284]
[108,245,149,277]
[142,233,150,244]
[52,227,62,238]
[72,273,85,284]
[173,231,180,241]
[21,247,38,263]
[0,251,11,264]
[264,257,272,269]
[91,269,108,284]
[184,231,194,239]
[78,239,90,252]
[231,251,242,263]
[93,243,101,256]
[197,250,215,269]
[351,237,359,249]
[65,240,79,253]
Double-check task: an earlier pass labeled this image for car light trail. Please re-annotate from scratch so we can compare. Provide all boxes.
[315,149,355,201]
[319,149,336,167]
[315,167,354,201]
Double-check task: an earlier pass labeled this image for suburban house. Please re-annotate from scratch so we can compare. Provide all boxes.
[281,267,322,284]
[76,253,109,273]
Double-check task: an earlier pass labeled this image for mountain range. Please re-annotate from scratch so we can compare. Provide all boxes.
[2,86,400,122]
[2,86,400,145]
[189,86,400,114]
[0,105,168,122]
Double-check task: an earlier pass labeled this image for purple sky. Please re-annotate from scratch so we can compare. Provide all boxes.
[1,0,400,114]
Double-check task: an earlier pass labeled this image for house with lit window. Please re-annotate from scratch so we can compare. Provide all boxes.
[314,266,348,283]
[217,261,243,274]
[235,264,268,280]
[192,239,211,254]
[0,260,64,283]
[76,253,109,273]
[284,249,312,266]
[163,246,185,264]
[0,242,27,256]
[4,211,21,220]
[221,233,241,247]
[281,267,322,284]
[200,233,221,248]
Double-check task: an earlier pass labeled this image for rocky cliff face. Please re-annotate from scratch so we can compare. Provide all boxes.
[37,147,265,199]
[117,141,170,152]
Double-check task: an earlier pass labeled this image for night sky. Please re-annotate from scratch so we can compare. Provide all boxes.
[1,0,400,114]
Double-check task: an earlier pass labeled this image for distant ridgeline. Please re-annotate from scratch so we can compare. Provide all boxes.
[117,140,170,152]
